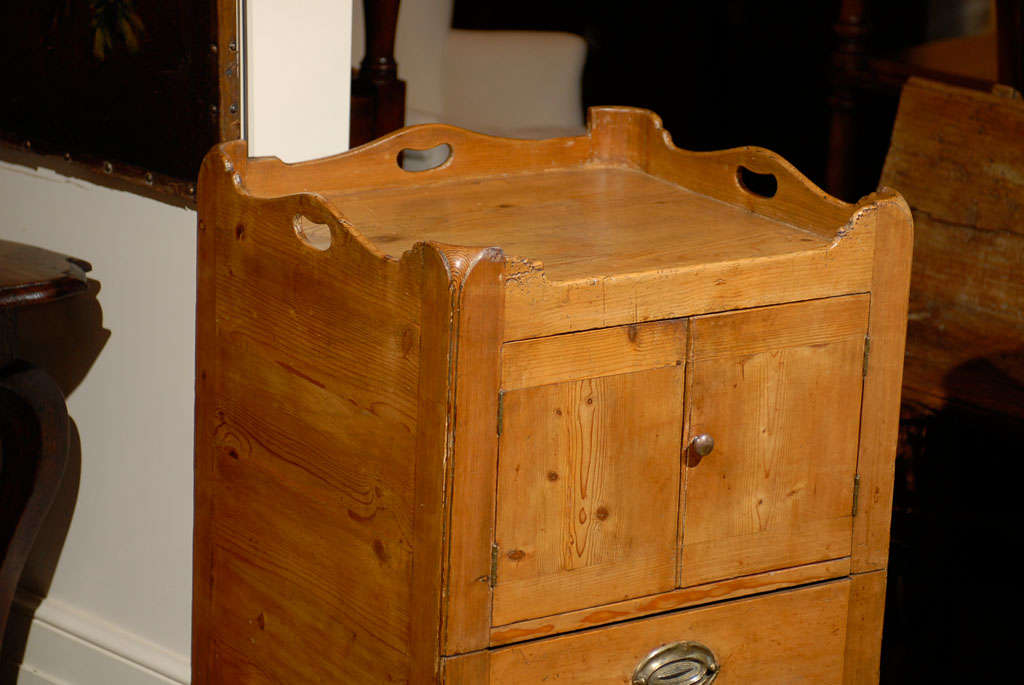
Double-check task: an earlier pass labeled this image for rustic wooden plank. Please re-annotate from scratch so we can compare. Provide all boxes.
[194,147,430,683]
[892,177,1024,416]
[903,302,1024,415]
[881,77,1024,235]
[441,248,505,655]
[851,196,914,572]
[241,124,593,197]
[501,319,685,390]
[409,245,459,684]
[487,580,850,685]
[907,210,1024,325]
[689,295,870,360]
[502,234,875,341]
[681,518,855,589]
[492,367,684,626]
[489,557,850,646]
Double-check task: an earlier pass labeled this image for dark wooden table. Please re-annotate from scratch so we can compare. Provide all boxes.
[0,239,90,646]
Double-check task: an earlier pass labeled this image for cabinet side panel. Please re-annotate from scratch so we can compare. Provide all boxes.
[194,154,424,682]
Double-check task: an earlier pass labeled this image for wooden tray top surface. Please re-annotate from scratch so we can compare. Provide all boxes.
[323,167,828,283]
[213,107,888,301]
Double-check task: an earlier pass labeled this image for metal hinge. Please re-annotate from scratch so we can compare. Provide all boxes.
[496,391,505,436]
[862,336,871,377]
[852,474,861,517]
[489,543,499,587]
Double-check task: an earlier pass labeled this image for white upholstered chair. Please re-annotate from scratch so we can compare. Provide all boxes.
[352,0,587,141]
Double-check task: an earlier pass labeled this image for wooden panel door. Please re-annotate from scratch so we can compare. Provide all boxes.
[492,321,686,626]
[680,296,870,587]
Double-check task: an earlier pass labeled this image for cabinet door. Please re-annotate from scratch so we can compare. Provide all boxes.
[680,296,869,587]
[492,321,686,626]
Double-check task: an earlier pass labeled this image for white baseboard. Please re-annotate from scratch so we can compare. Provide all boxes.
[3,591,188,685]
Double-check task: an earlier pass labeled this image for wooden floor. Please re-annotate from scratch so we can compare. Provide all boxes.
[325,167,828,282]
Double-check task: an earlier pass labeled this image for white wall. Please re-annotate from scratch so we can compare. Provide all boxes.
[0,163,195,684]
[246,0,351,160]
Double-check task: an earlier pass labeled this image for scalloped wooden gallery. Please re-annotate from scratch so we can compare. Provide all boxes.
[193,107,912,684]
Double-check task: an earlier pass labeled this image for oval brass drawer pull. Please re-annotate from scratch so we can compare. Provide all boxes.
[632,641,719,684]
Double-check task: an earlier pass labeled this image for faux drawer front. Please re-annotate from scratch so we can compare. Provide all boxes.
[487,579,850,684]
[493,320,687,625]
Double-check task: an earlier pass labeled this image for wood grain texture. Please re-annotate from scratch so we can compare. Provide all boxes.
[441,652,490,685]
[882,78,1024,236]
[681,297,869,586]
[409,245,459,684]
[501,319,685,390]
[228,106,878,342]
[502,108,878,340]
[195,146,471,683]
[193,154,218,683]
[489,557,850,646]
[688,295,870,360]
[850,195,914,572]
[484,580,851,685]
[326,168,832,280]
[901,211,1024,414]
[442,249,505,655]
[240,125,591,198]
[502,226,875,342]
[842,570,887,685]
[195,154,421,681]
[493,366,684,625]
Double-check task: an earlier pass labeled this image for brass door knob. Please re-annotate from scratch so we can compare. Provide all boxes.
[632,641,719,684]
[687,433,715,466]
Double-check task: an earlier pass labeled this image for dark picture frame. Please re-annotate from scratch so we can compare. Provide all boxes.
[0,0,241,207]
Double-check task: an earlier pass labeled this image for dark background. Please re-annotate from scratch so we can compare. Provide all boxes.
[0,0,218,180]
[454,0,936,200]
